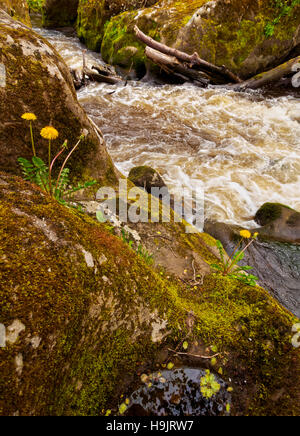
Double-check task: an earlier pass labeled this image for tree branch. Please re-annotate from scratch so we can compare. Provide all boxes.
[134,25,242,84]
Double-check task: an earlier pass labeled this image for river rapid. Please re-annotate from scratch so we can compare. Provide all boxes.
[36,27,300,227]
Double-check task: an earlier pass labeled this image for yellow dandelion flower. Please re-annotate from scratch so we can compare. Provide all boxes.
[240,230,251,239]
[21,113,37,121]
[40,126,59,140]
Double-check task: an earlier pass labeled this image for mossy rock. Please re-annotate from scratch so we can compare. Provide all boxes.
[0,172,299,416]
[255,203,293,227]
[0,9,118,187]
[42,0,79,28]
[0,0,31,25]
[254,203,300,244]
[76,0,157,52]
[101,0,300,78]
[128,165,167,193]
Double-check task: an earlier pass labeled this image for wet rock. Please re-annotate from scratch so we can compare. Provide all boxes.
[204,220,300,318]
[101,0,300,78]
[76,0,157,51]
[0,0,30,26]
[1,173,299,416]
[254,203,300,243]
[42,0,79,28]
[0,9,117,184]
[128,165,167,195]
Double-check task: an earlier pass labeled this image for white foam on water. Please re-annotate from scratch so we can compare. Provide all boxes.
[35,28,300,225]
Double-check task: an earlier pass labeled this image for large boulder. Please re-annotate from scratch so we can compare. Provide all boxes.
[77,0,156,51]
[101,0,300,78]
[42,0,79,28]
[128,165,167,194]
[254,203,300,243]
[0,0,30,25]
[0,9,117,185]
[0,172,299,416]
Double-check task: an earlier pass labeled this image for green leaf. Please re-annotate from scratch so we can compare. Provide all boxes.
[32,156,47,169]
[211,264,222,271]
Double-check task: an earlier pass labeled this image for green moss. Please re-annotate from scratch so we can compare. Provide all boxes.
[100,0,300,77]
[255,203,293,226]
[101,10,160,71]
[0,0,31,26]
[0,173,299,416]
[76,0,106,51]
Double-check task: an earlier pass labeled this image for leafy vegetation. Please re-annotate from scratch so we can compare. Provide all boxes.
[121,228,154,265]
[265,0,300,37]
[211,230,259,287]
[200,370,221,399]
[27,0,44,13]
[18,113,96,207]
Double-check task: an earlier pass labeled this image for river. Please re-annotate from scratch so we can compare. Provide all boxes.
[35,27,300,228]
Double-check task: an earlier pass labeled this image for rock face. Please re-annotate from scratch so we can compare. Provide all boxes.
[0,0,30,25]
[42,0,79,28]
[128,165,167,194]
[101,0,300,78]
[254,203,300,243]
[0,173,299,416]
[76,0,157,51]
[0,9,117,185]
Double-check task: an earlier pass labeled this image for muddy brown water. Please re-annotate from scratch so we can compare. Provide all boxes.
[35,27,300,228]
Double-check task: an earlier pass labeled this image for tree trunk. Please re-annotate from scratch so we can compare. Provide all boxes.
[134,25,242,84]
[145,47,210,85]
[135,25,300,90]
[235,56,300,90]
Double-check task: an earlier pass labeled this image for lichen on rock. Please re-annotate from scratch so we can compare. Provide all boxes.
[0,172,299,416]
[0,9,118,186]
[100,0,300,77]
[76,0,157,51]
[0,0,31,26]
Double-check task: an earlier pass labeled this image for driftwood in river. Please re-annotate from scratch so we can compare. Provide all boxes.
[83,66,123,85]
[134,25,242,84]
[70,50,123,89]
[235,56,300,90]
[145,47,210,86]
[135,25,300,90]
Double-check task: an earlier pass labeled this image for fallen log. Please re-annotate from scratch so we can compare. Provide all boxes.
[83,66,123,85]
[70,68,83,90]
[134,25,242,84]
[135,25,300,90]
[70,49,123,89]
[235,56,300,90]
[145,47,210,86]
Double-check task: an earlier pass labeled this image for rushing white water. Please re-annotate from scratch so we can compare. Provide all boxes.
[36,27,300,226]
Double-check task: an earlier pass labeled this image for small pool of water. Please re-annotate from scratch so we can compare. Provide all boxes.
[125,368,231,416]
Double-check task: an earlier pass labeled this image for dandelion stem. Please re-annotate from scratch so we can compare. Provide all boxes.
[29,122,36,157]
[48,139,52,169]
[55,138,82,195]
[48,147,66,197]
[227,239,255,274]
